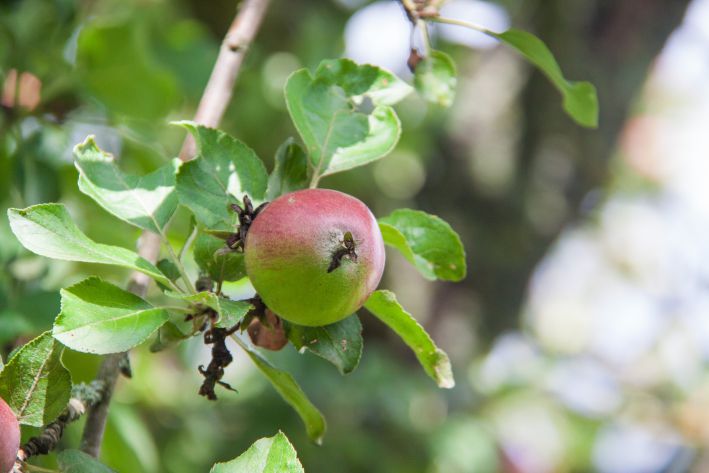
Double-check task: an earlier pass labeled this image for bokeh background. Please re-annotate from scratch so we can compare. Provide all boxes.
[1,0,708,471]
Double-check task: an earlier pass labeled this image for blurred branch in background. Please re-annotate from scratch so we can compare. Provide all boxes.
[79,0,271,458]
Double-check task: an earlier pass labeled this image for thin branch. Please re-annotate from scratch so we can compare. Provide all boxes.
[179,0,271,160]
[417,19,432,56]
[428,15,491,35]
[13,383,105,473]
[78,0,271,458]
[79,231,161,457]
[397,0,418,23]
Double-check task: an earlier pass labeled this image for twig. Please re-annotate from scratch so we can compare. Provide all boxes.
[80,231,161,457]
[428,15,491,35]
[78,0,271,458]
[397,0,418,23]
[417,19,432,56]
[77,355,123,457]
[13,383,105,473]
[179,0,271,160]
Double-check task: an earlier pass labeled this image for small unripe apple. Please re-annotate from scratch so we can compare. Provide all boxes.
[245,189,385,326]
[0,396,20,473]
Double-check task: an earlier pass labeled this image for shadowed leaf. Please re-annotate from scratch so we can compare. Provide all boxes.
[287,314,363,375]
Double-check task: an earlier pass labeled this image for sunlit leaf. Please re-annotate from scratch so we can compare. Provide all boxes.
[74,136,180,233]
[414,50,457,107]
[54,277,169,354]
[364,290,454,388]
[287,314,363,375]
[285,59,411,181]
[314,58,412,105]
[210,431,304,473]
[175,121,268,230]
[0,332,71,426]
[379,209,466,281]
[7,204,169,285]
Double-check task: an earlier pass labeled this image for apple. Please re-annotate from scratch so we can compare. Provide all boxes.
[0,396,19,473]
[245,189,385,326]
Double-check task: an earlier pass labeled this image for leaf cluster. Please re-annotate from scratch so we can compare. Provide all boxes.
[3,59,467,466]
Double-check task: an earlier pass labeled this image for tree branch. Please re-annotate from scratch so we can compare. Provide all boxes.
[179,0,271,160]
[13,383,105,473]
[79,231,161,457]
[78,0,270,459]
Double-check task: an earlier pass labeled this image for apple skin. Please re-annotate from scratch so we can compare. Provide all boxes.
[0,396,19,473]
[245,189,385,326]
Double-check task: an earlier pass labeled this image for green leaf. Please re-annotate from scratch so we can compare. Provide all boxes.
[379,209,466,281]
[285,59,411,181]
[167,291,252,328]
[156,258,181,282]
[194,232,246,283]
[286,314,363,375]
[150,322,190,353]
[214,299,253,328]
[156,260,181,282]
[489,29,598,128]
[58,449,117,473]
[210,431,304,473]
[237,339,326,444]
[414,50,457,107]
[313,58,413,105]
[7,204,169,285]
[174,121,268,230]
[364,290,454,389]
[0,332,72,426]
[203,229,234,241]
[266,139,309,200]
[156,258,182,292]
[54,277,169,354]
[74,136,180,233]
